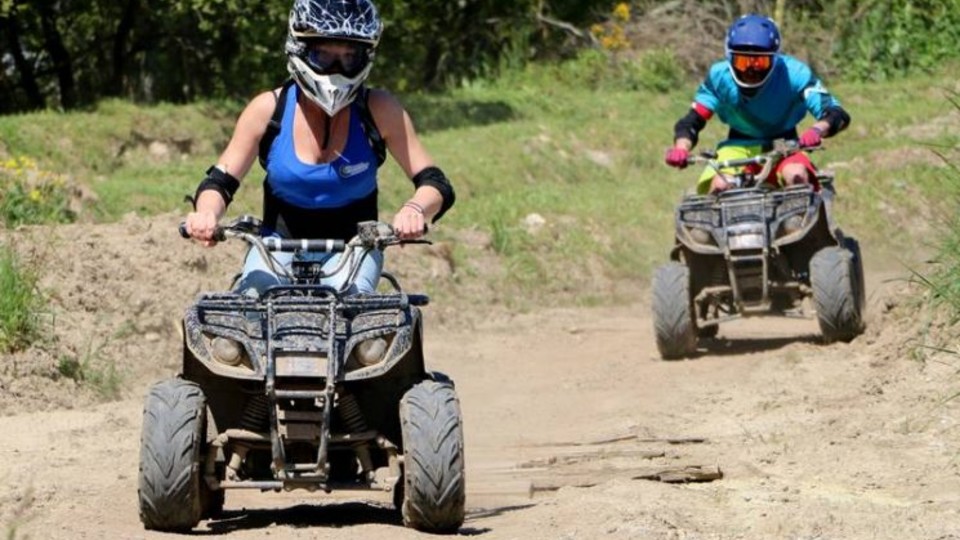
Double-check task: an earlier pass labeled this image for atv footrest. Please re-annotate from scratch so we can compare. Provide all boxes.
[288,463,324,473]
[274,389,327,399]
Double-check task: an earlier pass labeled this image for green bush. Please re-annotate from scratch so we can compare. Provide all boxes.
[0,245,42,352]
[813,0,960,81]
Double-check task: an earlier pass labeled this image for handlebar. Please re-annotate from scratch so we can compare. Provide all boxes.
[685,139,822,187]
[179,216,428,283]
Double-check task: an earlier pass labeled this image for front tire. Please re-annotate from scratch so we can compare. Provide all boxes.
[398,380,465,534]
[138,379,206,531]
[652,262,697,359]
[810,241,865,343]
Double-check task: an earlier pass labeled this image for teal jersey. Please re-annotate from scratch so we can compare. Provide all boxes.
[693,54,841,145]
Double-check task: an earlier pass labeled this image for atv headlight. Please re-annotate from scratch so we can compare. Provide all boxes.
[211,336,244,366]
[684,226,715,246]
[355,337,389,367]
[204,334,252,370]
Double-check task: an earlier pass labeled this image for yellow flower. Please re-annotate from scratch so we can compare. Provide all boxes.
[29,189,42,202]
[613,2,630,23]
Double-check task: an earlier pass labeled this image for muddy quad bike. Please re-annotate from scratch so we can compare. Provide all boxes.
[138,217,465,533]
[652,140,865,359]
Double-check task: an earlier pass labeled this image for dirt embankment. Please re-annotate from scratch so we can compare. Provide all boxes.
[1,214,959,539]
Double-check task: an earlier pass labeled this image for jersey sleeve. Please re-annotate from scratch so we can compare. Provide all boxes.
[788,58,841,120]
[692,70,721,113]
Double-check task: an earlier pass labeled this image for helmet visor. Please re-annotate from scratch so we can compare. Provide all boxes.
[306,40,371,78]
[730,53,773,85]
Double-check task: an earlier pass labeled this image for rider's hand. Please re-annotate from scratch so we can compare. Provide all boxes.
[665,147,690,169]
[709,176,732,194]
[393,201,427,240]
[185,210,219,247]
[798,127,823,149]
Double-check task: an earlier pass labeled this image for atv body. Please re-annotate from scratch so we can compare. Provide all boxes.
[138,219,465,533]
[652,144,865,359]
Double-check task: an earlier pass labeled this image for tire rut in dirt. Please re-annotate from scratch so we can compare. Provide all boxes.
[398,380,466,534]
[810,240,865,343]
[652,262,697,359]
[138,378,206,532]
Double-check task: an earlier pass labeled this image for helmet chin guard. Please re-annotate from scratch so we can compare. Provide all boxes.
[288,55,373,116]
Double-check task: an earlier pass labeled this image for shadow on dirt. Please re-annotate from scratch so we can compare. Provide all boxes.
[202,502,401,534]
[199,501,533,535]
[694,334,822,358]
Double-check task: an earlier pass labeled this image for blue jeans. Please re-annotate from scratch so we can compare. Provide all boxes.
[235,240,384,297]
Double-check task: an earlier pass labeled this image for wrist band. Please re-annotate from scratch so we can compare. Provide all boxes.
[403,201,425,215]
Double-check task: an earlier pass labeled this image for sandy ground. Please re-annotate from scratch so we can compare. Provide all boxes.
[1,214,959,539]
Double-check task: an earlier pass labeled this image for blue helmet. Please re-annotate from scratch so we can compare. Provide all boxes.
[725,14,781,88]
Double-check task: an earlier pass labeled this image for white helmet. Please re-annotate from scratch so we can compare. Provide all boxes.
[285,0,383,116]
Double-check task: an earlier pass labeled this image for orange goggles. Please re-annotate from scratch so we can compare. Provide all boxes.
[731,53,773,71]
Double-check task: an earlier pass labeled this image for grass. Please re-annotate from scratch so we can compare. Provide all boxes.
[0,246,41,353]
[56,337,124,401]
[905,90,960,329]
[0,61,959,310]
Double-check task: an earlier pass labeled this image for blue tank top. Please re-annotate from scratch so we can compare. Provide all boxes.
[265,85,378,209]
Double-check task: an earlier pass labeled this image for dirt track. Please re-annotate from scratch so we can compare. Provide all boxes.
[1,215,959,539]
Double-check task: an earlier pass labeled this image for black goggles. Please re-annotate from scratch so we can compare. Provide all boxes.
[305,40,371,77]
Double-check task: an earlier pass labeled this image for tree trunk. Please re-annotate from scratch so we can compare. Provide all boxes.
[0,12,46,110]
[37,1,77,109]
[109,0,141,97]
[775,0,787,28]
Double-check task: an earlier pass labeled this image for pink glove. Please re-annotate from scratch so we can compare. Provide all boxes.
[665,147,690,169]
[798,127,823,149]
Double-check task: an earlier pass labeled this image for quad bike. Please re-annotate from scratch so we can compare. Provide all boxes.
[652,140,865,359]
[138,217,466,533]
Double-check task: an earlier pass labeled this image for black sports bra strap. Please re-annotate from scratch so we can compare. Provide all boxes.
[257,80,296,170]
[355,86,386,167]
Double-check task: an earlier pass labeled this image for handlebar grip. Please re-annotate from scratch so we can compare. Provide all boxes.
[262,238,346,252]
[179,222,226,242]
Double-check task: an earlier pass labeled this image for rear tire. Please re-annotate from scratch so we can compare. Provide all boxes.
[398,380,465,534]
[652,262,697,359]
[138,379,206,531]
[810,241,865,343]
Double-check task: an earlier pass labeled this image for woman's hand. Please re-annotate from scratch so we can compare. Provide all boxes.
[185,210,220,247]
[393,201,427,239]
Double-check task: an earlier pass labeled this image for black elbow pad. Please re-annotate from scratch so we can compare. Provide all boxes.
[674,109,708,147]
[412,166,455,222]
[821,107,851,136]
[188,166,240,209]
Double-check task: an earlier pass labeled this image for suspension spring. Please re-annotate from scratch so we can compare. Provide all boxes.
[240,394,271,432]
[338,392,369,433]
[338,391,375,477]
